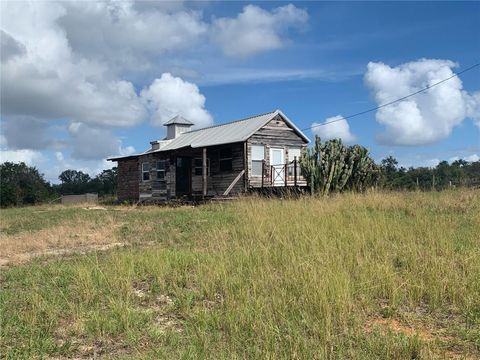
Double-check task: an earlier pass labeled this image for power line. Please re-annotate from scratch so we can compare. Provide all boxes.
[302,61,480,132]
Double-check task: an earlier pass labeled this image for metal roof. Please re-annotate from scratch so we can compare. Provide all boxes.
[108,110,309,160]
[163,115,194,126]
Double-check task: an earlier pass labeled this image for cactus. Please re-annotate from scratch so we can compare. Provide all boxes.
[300,135,380,195]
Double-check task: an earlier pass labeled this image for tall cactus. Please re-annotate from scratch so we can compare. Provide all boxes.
[300,135,380,195]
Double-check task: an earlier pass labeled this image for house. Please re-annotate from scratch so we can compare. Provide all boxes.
[108,110,310,202]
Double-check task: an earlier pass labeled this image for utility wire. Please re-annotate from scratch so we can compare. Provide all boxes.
[302,62,480,132]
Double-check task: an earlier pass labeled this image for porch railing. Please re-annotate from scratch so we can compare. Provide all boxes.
[260,158,304,187]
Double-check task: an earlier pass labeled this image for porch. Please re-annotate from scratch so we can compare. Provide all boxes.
[249,158,307,189]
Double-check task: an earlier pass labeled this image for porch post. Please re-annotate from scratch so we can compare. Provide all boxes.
[261,160,264,188]
[294,157,297,187]
[202,147,207,197]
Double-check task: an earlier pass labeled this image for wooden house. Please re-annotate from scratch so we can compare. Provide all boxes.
[108,110,310,202]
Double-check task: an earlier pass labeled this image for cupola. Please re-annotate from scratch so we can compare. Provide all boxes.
[164,115,193,140]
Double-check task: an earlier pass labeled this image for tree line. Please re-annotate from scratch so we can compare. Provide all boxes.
[0,162,117,207]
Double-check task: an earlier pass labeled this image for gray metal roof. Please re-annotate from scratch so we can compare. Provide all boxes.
[108,110,309,160]
[164,115,194,126]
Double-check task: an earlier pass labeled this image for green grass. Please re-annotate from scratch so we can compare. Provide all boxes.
[1,191,479,359]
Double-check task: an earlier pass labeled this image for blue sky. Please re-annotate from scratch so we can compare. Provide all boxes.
[1,1,479,182]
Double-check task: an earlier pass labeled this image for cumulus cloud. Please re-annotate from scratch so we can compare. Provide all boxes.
[364,59,480,145]
[3,116,51,150]
[68,122,135,160]
[465,154,480,162]
[211,4,308,58]
[141,73,213,128]
[0,149,45,166]
[57,1,207,71]
[311,115,356,143]
[465,91,480,127]
[0,0,214,165]
[0,30,26,62]
[0,1,146,129]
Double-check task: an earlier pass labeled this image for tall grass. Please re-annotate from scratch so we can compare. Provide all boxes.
[1,190,479,359]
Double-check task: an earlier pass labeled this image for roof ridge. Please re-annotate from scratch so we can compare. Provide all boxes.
[183,109,278,134]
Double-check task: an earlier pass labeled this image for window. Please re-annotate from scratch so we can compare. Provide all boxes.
[156,160,166,180]
[142,162,150,181]
[251,144,264,176]
[288,148,302,176]
[194,158,209,176]
[219,147,232,171]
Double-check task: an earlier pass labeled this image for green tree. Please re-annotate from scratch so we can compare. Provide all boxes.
[57,169,91,194]
[0,162,52,207]
[93,167,117,195]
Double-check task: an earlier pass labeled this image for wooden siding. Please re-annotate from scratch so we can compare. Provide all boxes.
[117,157,139,201]
[138,152,173,201]
[206,142,246,196]
[247,114,308,188]
[129,142,246,201]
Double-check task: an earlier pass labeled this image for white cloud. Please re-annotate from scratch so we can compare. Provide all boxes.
[0,134,7,147]
[141,73,213,128]
[0,0,216,162]
[465,154,480,162]
[55,151,64,162]
[120,146,136,156]
[311,115,356,143]
[211,4,308,58]
[0,149,45,166]
[425,158,440,168]
[465,91,480,127]
[0,1,146,128]
[364,59,480,145]
[450,154,480,163]
[57,1,207,71]
[68,122,134,160]
[43,155,115,184]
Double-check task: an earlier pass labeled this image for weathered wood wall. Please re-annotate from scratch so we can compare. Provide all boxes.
[138,152,172,201]
[129,142,246,201]
[117,157,140,201]
[206,142,245,196]
[247,114,308,188]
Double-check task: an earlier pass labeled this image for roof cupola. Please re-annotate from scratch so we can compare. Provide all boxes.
[164,115,193,140]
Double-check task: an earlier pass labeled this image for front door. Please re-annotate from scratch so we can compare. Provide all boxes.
[270,148,284,186]
[175,156,191,195]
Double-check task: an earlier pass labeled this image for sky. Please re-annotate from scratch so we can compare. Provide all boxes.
[1,1,479,183]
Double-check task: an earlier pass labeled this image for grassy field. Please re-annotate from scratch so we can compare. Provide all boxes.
[1,190,479,359]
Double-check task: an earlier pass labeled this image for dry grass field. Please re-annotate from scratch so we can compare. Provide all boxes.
[1,190,479,359]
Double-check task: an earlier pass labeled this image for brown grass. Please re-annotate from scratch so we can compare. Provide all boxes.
[0,212,124,267]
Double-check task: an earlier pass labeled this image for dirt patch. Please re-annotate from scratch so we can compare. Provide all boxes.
[0,217,125,267]
[364,309,480,359]
[0,242,127,268]
[153,314,183,334]
[364,317,434,340]
[131,281,183,335]
[81,206,107,211]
